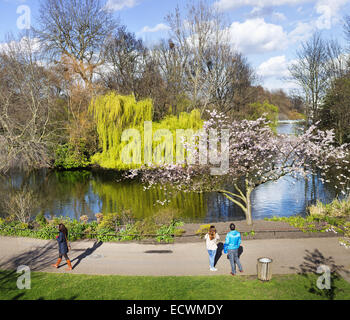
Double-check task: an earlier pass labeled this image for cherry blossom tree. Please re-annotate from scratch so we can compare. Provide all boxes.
[125,110,350,225]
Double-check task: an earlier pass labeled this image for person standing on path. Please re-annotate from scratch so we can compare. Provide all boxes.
[51,223,72,271]
[204,226,220,271]
[225,223,243,276]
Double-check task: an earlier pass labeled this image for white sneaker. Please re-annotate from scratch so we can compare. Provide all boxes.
[210,267,217,271]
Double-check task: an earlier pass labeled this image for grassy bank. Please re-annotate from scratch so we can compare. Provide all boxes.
[265,197,350,248]
[1,270,349,300]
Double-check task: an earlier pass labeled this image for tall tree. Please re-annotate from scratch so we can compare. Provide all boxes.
[288,32,329,125]
[126,110,350,225]
[319,76,350,144]
[103,26,148,97]
[164,0,255,116]
[0,34,63,172]
[34,0,118,89]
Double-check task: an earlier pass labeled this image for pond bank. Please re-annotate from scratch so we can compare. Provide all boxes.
[175,219,340,243]
[0,218,340,244]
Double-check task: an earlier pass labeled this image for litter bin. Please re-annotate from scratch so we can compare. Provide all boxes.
[257,257,273,281]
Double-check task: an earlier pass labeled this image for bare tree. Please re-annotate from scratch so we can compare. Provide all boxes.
[162,1,256,116]
[0,34,63,173]
[288,32,330,125]
[165,0,230,112]
[2,186,39,223]
[151,39,188,116]
[34,0,118,89]
[325,39,348,85]
[103,26,148,97]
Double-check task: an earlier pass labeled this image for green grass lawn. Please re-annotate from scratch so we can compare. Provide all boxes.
[1,270,349,300]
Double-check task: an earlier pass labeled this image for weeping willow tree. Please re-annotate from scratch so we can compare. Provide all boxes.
[89,92,203,170]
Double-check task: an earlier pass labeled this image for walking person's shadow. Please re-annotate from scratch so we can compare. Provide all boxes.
[70,241,103,270]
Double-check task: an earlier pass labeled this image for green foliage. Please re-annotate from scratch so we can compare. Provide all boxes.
[96,210,135,232]
[265,215,325,233]
[266,203,350,248]
[96,213,121,232]
[54,142,90,169]
[242,230,255,237]
[0,211,184,243]
[195,224,211,238]
[309,197,350,218]
[319,77,350,144]
[35,212,48,228]
[245,101,279,131]
[89,92,203,169]
[35,225,59,239]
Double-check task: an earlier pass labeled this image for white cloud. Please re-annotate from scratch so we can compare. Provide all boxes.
[315,0,348,30]
[257,55,299,91]
[257,55,290,78]
[287,21,315,43]
[273,12,287,21]
[228,18,289,54]
[248,7,287,21]
[140,23,170,33]
[105,0,138,11]
[214,0,312,11]
[0,37,41,54]
[214,0,349,31]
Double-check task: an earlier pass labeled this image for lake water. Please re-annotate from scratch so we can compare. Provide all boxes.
[0,121,339,223]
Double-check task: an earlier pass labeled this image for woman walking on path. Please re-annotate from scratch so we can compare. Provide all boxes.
[204,226,220,271]
[225,223,243,276]
[51,223,72,271]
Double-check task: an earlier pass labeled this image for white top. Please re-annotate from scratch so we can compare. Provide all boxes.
[205,233,220,250]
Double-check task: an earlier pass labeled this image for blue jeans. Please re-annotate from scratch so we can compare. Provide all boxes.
[208,250,217,268]
[228,249,243,274]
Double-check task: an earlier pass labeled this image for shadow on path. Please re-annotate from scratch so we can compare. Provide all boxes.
[70,241,103,270]
[290,249,350,300]
[0,241,57,272]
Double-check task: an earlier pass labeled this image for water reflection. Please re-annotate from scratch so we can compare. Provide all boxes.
[0,121,340,222]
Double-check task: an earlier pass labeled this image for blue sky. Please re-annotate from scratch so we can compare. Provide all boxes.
[1,0,350,92]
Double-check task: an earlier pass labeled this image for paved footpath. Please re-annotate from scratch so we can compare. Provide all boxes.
[0,236,350,281]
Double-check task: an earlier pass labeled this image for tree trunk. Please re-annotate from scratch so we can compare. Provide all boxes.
[219,180,254,226]
[245,187,253,225]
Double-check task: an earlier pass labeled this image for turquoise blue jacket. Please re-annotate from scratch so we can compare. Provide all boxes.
[224,230,241,251]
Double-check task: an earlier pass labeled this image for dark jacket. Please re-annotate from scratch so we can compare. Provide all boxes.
[57,231,69,254]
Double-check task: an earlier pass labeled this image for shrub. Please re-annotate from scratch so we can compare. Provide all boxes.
[80,215,89,224]
[131,217,158,238]
[119,209,135,225]
[309,197,350,218]
[152,209,180,226]
[96,213,120,232]
[195,224,211,238]
[54,142,90,169]
[95,213,103,224]
[174,228,186,237]
[35,212,48,228]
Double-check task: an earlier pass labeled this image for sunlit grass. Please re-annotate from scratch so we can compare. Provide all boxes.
[1,270,349,300]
